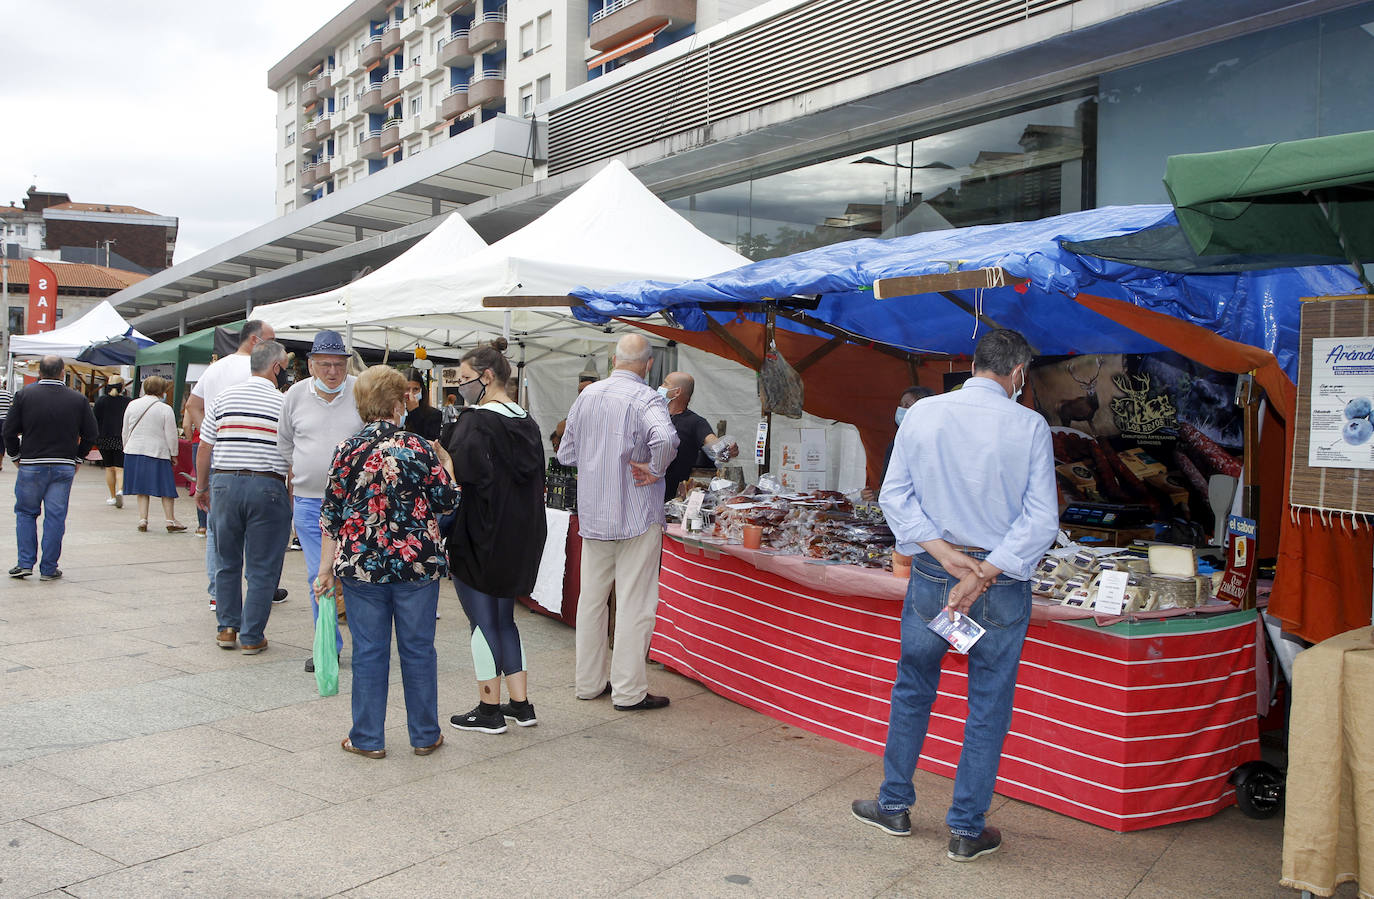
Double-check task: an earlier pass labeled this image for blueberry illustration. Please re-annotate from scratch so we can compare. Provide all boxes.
[1344,418,1374,445]
[1345,397,1372,419]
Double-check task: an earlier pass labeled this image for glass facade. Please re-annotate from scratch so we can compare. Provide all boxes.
[667,95,1096,261]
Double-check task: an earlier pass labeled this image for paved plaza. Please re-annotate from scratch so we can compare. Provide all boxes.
[0,464,1305,898]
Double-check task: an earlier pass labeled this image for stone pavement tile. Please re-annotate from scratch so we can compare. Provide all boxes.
[340,824,663,898]
[0,631,172,669]
[0,820,120,899]
[673,724,876,804]
[590,687,781,754]
[528,769,796,868]
[158,656,343,713]
[0,681,241,765]
[623,814,918,899]
[1130,806,1286,898]
[25,723,291,795]
[0,654,182,706]
[210,695,355,753]
[29,766,328,866]
[0,762,103,824]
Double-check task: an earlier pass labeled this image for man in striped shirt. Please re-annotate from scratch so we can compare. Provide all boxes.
[195,341,292,655]
[557,334,679,711]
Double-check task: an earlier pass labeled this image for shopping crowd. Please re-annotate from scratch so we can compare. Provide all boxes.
[3,324,1052,863]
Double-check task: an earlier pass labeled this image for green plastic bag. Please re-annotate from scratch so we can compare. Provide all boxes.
[313,583,340,697]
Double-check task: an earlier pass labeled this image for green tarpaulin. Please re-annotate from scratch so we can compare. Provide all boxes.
[133,321,242,412]
[1164,130,1374,288]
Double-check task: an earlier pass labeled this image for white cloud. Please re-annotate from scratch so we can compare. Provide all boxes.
[2,1,344,263]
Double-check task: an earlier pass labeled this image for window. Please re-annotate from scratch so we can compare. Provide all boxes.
[537,12,552,49]
[519,85,534,116]
[413,54,422,67]
[520,22,534,57]
[284,87,294,108]
[284,200,295,213]
[285,162,295,185]
[8,308,24,337]
[411,94,423,117]
[536,75,551,103]
[431,82,443,107]
[339,92,349,111]
[285,126,295,146]
[357,128,365,145]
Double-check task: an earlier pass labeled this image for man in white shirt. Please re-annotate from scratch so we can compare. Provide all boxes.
[183,321,285,610]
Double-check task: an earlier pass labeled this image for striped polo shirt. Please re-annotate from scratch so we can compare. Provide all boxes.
[201,376,289,476]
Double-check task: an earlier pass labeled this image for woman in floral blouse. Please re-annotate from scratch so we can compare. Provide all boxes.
[318,365,459,760]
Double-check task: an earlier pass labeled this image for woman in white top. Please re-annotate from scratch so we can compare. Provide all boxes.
[121,375,186,533]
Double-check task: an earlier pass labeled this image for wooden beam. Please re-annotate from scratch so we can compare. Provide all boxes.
[704,316,762,369]
[792,335,844,373]
[482,295,582,308]
[873,268,1025,299]
[775,309,929,364]
[936,290,1010,336]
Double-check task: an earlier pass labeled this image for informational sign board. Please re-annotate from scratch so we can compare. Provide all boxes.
[1215,515,1256,606]
[1307,337,1374,469]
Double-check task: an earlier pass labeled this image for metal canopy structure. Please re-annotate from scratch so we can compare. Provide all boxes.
[112,116,540,332]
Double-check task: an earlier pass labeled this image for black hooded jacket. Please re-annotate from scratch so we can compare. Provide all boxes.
[443,404,547,597]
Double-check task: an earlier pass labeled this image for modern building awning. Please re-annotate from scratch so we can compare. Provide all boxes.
[587,25,666,70]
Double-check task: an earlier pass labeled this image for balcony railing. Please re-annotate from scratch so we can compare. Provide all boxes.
[468,68,505,106]
[301,78,319,105]
[438,29,472,66]
[589,0,694,51]
[379,70,403,101]
[471,67,505,82]
[468,11,506,52]
[439,82,470,118]
[359,34,384,68]
[381,19,405,53]
[592,0,642,23]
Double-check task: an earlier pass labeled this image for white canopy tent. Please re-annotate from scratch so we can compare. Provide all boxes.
[8,300,154,368]
[256,160,751,364]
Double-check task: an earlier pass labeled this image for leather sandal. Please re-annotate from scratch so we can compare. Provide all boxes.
[137,519,148,532]
[341,737,385,759]
[166,520,187,533]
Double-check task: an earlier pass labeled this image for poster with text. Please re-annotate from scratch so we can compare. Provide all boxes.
[1308,337,1374,469]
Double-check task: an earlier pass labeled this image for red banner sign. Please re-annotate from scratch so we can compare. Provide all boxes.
[1216,514,1256,605]
[27,259,57,334]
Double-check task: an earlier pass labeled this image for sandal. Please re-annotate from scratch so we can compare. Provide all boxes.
[137,519,148,532]
[341,737,385,759]
[166,520,187,533]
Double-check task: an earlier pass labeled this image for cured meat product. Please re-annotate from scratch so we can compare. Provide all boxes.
[1172,449,1210,498]
[1179,423,1242,477]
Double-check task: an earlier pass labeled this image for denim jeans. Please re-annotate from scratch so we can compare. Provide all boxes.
[14,463,76,575]
[342,577,441,752]
[293,496,341,652]
[210,473,291,645]
[878,551,1031,838]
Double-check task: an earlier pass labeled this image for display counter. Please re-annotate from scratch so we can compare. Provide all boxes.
[653,528,1262,832]
[518,509,581,628]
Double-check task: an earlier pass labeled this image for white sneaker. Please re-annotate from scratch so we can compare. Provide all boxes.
[209,598,216,610]
[106,498,118,506]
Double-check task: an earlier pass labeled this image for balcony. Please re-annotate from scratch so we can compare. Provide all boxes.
[438,30,472,67]
[468,69,504,107]
[300,164,318,189]
[379,120,401,150]
[301,79,318,106]
[314,158,332,181]
[317,72,332,95]
[359,82,385,113]
[359,35,384,69]
[440,0,472,12]
[314,113,335,136]
[468,11,506,53]
[359,130,386,160]
[301,120,320,147]
[439,83,469,119]
[380,20,404,54]
[401,12,424,41]
[590,0,694,51]
[378,70,403,103]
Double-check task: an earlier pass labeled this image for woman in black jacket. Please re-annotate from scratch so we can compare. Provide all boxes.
[443,338,547,735]
[402,368,443,440]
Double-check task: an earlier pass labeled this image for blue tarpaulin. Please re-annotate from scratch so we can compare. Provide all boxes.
[573,205,1361,381]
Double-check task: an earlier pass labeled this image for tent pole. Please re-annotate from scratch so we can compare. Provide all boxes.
[503,310,512,342]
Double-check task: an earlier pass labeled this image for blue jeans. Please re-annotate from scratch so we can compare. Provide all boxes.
[342,577,441,752]
[14,463,76,574]
[294,496,341,652]
[210,473,291,645]
[878,552,1031,838]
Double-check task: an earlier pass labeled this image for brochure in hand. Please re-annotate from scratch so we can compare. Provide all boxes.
[926,609,986,654]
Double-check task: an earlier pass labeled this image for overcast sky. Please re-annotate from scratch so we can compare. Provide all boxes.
[5,1,346,265]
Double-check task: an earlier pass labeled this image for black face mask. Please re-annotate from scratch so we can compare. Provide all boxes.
[275,365,291,389]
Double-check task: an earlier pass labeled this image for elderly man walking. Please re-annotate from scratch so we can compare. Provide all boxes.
[557,334,679,711]
[851,328,1058,862]
[4,356,98,580]
[278,330,362,672]
[195,340,293,655]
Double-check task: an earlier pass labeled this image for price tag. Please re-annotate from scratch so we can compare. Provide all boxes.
[1095,569,1130,615]
[683,489,705,522]
[754,418,769,465]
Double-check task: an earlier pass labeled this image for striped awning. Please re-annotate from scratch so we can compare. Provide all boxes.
[586,25,666,70]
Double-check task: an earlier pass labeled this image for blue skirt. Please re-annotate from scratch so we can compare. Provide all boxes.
[122,454,178,498]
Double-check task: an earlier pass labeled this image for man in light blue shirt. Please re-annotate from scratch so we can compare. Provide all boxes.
[853,328,1058,862]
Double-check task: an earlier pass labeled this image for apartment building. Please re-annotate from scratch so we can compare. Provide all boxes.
[270,0,766,215]
[1,186,178,273]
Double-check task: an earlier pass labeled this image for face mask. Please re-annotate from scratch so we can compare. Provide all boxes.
[1011,367,1026,403]
[274,366,291,389]
[657,385,679,402]
[314,377,344,395]
[895,406,907,427]
[457,377,485,406]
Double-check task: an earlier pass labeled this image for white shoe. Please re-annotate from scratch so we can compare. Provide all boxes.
[106,497,118,506]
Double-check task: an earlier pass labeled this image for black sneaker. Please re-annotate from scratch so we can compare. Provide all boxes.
[851,799,911,837]
[39,570,63,581]
[947,825,1001,861]
[8,566,32,578]
[304,658,315,673]
[450,705,507,734]
[272,588,288,604]
[500,700,538,727]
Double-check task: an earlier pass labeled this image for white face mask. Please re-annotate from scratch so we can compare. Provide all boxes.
[1011,366,1026,403]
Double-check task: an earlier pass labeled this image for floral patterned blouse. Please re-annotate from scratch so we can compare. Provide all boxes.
[321,421,459,584]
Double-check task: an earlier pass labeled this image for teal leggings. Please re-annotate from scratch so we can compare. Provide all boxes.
[452,576,525,680]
